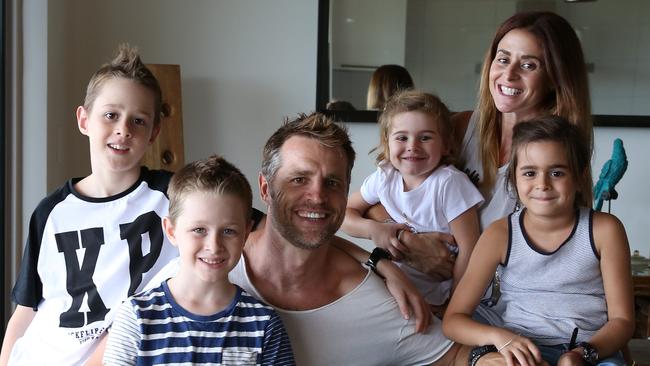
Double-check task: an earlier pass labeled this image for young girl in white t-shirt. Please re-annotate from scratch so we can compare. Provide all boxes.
[342,90,483,309]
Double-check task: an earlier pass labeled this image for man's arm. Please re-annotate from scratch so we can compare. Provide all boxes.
[332,237,431,332]
[0,305,36,366]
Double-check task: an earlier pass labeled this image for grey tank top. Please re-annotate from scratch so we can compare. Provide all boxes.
[499,207,607,345]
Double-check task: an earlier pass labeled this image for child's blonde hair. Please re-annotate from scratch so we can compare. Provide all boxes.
[375,90,453,166]
[506,115,590,208]
[84,44,163,127]
[167,155,252,223]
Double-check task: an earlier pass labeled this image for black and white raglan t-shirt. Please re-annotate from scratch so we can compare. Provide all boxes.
[9,167,179,365]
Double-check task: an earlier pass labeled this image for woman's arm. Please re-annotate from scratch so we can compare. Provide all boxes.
[448,205,481,291]
[398,230,456,282]
[0,305,36,366]
[580,212,634,357]
[443,220,542,366]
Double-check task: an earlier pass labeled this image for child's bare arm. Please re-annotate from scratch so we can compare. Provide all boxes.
[448,205,481,291]
[0,305,36,366]
[341,191,408,258]
[583,212,634,358]
[443,220,543,366]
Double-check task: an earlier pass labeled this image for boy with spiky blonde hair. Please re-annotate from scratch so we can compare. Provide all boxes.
[0,45,178,365]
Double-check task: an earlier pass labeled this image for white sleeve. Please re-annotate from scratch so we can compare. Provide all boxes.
[359,168,383,205]
[102,300,140,366]
[440,169,484,222]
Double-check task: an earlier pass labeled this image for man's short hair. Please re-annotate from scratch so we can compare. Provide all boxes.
[261,112,356,186]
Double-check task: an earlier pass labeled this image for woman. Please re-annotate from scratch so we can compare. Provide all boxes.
[454,10,592,231]
[365,11,593,280]
[366,64,415,110]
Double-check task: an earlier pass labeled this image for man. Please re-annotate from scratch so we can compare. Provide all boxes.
[229,112,471,365]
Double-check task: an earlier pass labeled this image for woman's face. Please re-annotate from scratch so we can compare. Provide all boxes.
[489,28,551,121]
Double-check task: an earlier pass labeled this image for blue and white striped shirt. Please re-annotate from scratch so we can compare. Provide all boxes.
[103,281,295,365]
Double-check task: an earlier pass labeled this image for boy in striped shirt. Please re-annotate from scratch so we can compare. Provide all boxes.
[103,155,295,365]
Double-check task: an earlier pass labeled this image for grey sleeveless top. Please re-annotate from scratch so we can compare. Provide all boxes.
[499,207,607,345]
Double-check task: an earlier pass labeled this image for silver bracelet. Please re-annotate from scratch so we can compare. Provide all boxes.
[497,335,517,352]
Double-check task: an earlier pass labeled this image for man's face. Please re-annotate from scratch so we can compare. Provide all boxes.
[262,136,349,250]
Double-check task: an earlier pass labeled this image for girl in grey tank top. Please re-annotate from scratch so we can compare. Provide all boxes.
[443,117,633,366]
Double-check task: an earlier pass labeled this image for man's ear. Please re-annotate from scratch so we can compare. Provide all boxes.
[76,106,90,136]
[259,173,271,204]
[162,216,178,247]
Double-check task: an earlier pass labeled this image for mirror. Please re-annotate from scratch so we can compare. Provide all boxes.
[316,0,650,126]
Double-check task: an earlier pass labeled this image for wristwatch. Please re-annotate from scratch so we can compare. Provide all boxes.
[577,342,599,364]
[365,248,392,278]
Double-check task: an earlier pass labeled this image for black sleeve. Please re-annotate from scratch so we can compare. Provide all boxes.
[251,207,265,231]
[141,167,173,197]
[12,185,70,309]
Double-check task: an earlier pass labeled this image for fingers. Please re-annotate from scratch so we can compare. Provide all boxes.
[387,245,403,261]
[499,337,541,366]
[411,293,431,332]
[391,287,410,321]
[391,231,409,253]
[511,347,536,366]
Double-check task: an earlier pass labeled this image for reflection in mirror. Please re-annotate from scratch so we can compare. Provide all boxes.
[317,0,650,124]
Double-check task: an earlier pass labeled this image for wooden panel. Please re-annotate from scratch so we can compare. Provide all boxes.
[143,64,184,172]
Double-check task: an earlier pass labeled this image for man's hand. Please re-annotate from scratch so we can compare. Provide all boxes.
[377,259,432,332]
[399,230,456,282]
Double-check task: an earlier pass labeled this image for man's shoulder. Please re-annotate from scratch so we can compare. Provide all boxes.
[329,237,368,275]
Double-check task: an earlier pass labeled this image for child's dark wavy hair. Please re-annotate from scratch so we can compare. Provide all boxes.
[506,115,591,208]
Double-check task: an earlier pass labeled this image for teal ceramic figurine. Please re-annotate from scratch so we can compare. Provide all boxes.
[593,138,628,211]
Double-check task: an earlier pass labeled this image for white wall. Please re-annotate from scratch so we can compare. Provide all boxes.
[27,0,318,214]
[593,127,650,257]
[404,0,650,114]
[20,0,650,268]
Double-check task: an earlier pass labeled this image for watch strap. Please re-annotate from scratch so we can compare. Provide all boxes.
[365,247,392,278]
[577,342,598,364]
[469,345,498,366]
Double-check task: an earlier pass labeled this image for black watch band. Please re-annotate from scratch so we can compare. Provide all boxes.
[577,342,599,364]
[365,248,392,278]
[469,345,498,366]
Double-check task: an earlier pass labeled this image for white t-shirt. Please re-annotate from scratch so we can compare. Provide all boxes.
[9,168,179,366]
[230,256,454,366]
[360,163,483,304]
